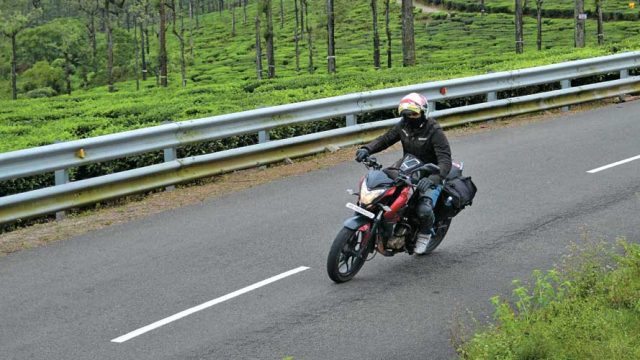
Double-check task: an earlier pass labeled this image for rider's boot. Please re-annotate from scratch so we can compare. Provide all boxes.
[414,196,435,255]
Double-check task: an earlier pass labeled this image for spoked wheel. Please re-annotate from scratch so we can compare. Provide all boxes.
[327,227,368,283]
[416,218,452,256]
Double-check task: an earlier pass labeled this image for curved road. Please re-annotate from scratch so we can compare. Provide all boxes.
[1,100,639,359]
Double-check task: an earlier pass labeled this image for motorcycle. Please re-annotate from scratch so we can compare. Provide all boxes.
[327,154,464,283]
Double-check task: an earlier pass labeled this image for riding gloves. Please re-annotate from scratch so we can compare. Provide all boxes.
[355,148,369,162]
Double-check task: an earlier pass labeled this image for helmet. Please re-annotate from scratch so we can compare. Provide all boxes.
[397,92,429,117]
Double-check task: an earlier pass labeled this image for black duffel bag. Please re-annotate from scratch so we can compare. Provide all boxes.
[443,176,477,210]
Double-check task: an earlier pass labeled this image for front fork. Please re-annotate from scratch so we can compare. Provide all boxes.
[343,210,385,259]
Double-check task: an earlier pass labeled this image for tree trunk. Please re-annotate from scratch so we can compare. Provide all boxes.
[385,0,392,68]
[303,0,313,73]
[243,0,247,24]
[264,0,275,78]
[65,52,72,95]
[105,0,115,92]
[300,0,304,40]
[232,6,236,35]
[401,0,415,67]
[140,22,147,80]
[371,0,380,70]
[89,13,98,73]
[171,0,187,87]
[134,16,140,90]
[10,34,17,100]
[515,0,524,53]
[294,0,300,71]
[574,0,585,47]
[536,0,543,50]
[159,0,168,87]
[327,0,336,73]
[255,15,263,79]
[596,0,604,45]
[280,0,284,28]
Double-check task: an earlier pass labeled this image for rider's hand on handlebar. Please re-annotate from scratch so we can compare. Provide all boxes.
[355,148,369,162]
[416,177,434,193]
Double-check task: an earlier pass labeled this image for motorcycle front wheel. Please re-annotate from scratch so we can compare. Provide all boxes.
[327,227,368,283]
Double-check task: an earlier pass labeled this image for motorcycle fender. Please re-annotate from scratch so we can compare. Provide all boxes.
[343,215,372,231]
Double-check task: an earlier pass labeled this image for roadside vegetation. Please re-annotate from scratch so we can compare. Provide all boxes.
[456,238,640,359]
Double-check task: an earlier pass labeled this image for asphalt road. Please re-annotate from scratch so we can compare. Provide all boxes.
[1,100,639,360]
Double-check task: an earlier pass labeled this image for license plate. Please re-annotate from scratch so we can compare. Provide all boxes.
[346,203,375,219]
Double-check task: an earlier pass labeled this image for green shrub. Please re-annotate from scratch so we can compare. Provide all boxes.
[25,87,57,98]
[458,240,640,360]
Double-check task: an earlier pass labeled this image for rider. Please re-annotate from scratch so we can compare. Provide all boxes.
[355,93,452,255]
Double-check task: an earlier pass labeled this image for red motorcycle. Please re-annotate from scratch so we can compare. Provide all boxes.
[327,154,466,283]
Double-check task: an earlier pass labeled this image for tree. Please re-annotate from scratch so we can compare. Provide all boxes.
[515,0,524,53]
[77,0,101,73]
[294,0,300,71]
[158,0,168,86]
[262,0,275,78]
[574,0,585,47]
[168,0,187,87]
[535,0,543,50]
[326,0,336,73]
[401,0,415,67]
[371,0,380,70]
[100,0,127,92]
[302,0,313,73]
[385,0,391,68]
[595,0,604,45]
[255,14,262,79]
[0,2,41,100]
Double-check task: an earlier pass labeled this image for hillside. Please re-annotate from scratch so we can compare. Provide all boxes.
[0,0,638,154]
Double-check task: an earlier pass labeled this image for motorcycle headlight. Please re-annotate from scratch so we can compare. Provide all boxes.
[359,181,387,205]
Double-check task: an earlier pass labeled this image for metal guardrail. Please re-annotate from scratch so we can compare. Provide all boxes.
[1,52,639,224]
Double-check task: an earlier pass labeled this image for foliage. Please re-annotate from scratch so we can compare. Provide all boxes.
[20,61,65,93]
[424,0,640,21]
[458,239,640,359]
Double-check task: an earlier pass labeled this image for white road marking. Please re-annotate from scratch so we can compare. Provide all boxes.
[587,154,640,174]
[111,266,310,343]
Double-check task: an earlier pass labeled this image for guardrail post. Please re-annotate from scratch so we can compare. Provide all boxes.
[163,147,177,191]
[54,168,69,221]
[345,114,357,127]
[259,130,270,143]
[560,80,571,112]
[487,91,497,102]
[620,69,629,79]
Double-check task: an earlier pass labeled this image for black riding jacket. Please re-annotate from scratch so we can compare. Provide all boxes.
[362,117,452,184]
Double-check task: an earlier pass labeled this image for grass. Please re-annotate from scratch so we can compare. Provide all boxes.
[456,238,640,359]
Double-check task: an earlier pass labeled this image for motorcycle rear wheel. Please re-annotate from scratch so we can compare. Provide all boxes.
[418,218,452,256]
[327,227,368,283]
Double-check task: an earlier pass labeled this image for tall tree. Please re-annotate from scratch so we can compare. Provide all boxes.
[262,0,275,78]
[385,0,392,68]
[158,0,168,86]
[371,0,380,70]
[77,0,100,74]
[279,0,284,28]
[294,0,300,71]
[574,0,585,47]
[535,0,543,50]
[401,0,415,66]
[302,0,313,73]
[326,0,336,73]
[101,0,127,92]
[255,14,262,79]
[515,0,524,53]
[0,3,41,100]
[168,0,187,87]
[595,0,604,45]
